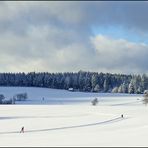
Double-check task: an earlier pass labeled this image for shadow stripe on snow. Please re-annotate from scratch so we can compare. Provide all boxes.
[0,114,89,120]
[111,100,142,106]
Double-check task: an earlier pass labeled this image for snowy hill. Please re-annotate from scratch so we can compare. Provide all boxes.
[0,87,147,147]
[0,86,143,105]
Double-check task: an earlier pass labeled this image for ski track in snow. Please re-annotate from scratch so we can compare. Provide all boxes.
[0,116,126,135]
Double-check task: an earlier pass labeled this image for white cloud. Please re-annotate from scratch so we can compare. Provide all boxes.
[0,1,148,74]
[0,24,148,74]
[0,23,93,73]
[90,34,148,74]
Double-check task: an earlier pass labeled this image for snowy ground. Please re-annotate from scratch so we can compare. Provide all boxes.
[0,87,147,147]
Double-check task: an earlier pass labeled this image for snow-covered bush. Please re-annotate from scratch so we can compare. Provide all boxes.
[14,93,28,101]
[2,99,12,104]
[144,90,148,97]
[0,94,5,104]
[91,98,98,106]
[143,90,148,105]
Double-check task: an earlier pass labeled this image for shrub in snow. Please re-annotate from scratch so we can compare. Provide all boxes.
[144,90,148,96]
[14,93,28,101]
[0,94,5,104]
[143,90,148,105]
[91,98,98,106]
[2,99,12,104]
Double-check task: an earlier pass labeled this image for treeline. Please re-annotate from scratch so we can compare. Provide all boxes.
[0,71,147,94]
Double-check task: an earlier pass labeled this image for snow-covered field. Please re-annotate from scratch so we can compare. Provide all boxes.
[0,87,147,147]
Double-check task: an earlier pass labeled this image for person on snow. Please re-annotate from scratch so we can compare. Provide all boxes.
[20,126,24,133]
[121,114,124,118]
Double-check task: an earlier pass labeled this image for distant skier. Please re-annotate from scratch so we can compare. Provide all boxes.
[121,114,124,118]
[20,126,24,133]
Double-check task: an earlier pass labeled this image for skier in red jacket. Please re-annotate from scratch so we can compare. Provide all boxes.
[20,126,24,133]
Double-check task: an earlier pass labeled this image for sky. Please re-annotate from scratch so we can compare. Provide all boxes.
[0,1,148,74]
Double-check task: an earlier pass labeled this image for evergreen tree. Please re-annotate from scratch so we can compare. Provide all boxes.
[64,76,71,89]
[78,71,86,91]
[103,79,109,92]
[142,74,148,91]
[122,82,128,93]
[112,87,119,93]
[91,73,98,92]
[94,84,100,92]
[84,72,91,91]
[118,85,123,93]
[128,80,135,94]
[0,71,146,94]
